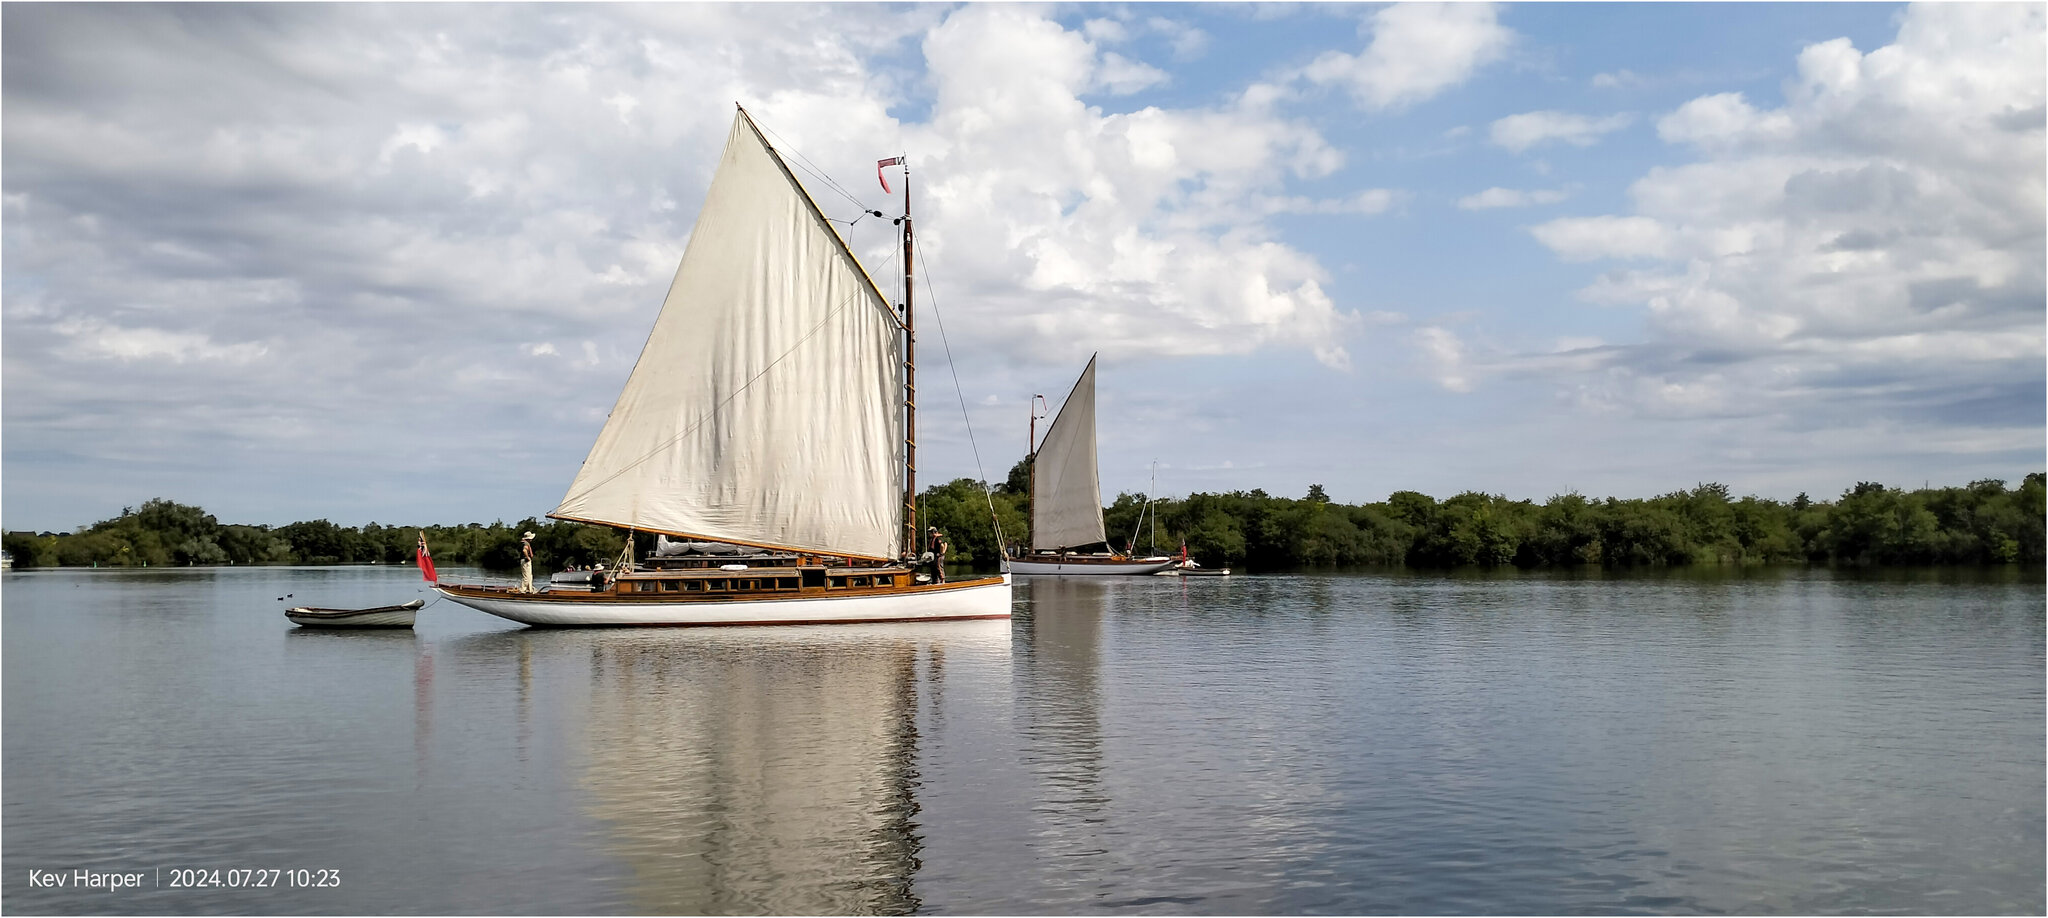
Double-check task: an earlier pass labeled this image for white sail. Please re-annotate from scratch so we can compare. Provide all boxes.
[551,111,905,560]
[1031,355,1107,550]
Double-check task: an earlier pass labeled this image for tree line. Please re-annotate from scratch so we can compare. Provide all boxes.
[5,471,2042,573]
[918,465,2045,571]
[0,499,625,573]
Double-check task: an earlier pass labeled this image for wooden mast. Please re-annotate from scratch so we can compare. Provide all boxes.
[1025,401,1034,555]
[901,159,918,558]
[1024,394,1044,555]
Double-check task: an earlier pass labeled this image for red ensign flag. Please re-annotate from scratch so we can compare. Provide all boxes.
[877,156,902,193]
[417,532,437,583]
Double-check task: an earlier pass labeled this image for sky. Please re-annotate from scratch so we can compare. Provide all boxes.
[3,2,2043,532]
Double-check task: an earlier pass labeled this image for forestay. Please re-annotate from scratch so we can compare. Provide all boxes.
[551,111,905,561]
[1031,355,1108,551]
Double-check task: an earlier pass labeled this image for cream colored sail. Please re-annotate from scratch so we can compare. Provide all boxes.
[1030,355,1108,551]
[551,110,904,560]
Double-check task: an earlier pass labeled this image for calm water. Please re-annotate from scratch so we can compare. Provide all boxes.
[3,566,2041,915]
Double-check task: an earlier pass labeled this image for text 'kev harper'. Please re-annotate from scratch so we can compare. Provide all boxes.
[28,869,147,889]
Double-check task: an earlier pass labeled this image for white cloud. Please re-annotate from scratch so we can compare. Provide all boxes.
[1412,326,1474,392]
[603,91,639,127]
[1591,69,1643,90]
[1529,216,1672,260]
[1097,52,1169,95]
[1655,92,1794,149]
[1489,110,1633,153]
[52,317,269,365]
[1082,18,1128,44]
[911,6,1366,371]
[1260,189,1400,216]
[1083,14,1211,62]
[1457,186,1570,209]
[1301,3,1512,111]
[1524,2,2043,434]
[376,123,447,167]
[1148,16,1211,62]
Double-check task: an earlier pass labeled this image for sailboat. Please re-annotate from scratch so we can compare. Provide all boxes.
[1002,355,1180,576]
[435,108,1011,626]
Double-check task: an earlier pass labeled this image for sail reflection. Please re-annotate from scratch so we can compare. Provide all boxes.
[514,621,1009,914]
[1016,579,1112,859]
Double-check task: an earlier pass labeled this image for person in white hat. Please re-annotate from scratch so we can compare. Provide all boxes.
[519,531,536,593]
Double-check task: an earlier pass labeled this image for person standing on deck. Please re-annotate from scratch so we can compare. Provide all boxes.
[519,531,536,593]
[926,527,949,584]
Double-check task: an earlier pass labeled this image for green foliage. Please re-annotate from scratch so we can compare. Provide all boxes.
[9,473,2043,572]
[1595,499,1693,566]
[1104,491,1169,555]
[917,477,1023,569]
[1411,492,1527,566]
[3,531,59,568]
[1385,491,1438,531]
[1519,493,1599,566]
[1139,474,2045,572]
[1000,458,1031,496]
[3,498,617,573]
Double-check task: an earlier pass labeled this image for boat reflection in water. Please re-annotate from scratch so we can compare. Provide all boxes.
[459,620,1011,914]
[1015,578,1111,866]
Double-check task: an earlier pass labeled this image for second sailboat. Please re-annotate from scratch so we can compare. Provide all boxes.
[1004,355,1179,576]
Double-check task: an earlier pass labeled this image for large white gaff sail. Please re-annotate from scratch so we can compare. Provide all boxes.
[1030,355,1108,551]
[551,110,905,561]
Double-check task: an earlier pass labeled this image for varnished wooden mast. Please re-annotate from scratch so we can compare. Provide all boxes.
[1024,394,1046,555]
[902,160,918,557]
[1025,399,1036,553]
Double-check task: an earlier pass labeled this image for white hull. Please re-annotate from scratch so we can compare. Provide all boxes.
[1001,556,1180,576]
[286,600,421,629]
[437,575,1012,627]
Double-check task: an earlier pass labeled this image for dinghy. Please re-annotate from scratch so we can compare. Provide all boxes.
[285,599,423,629]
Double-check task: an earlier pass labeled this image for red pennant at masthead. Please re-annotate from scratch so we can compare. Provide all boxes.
[877,156,903,194]
[417,532,438,583]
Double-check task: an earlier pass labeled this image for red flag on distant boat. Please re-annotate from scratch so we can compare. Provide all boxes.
[417,531,437,583]
[877,156,902,193]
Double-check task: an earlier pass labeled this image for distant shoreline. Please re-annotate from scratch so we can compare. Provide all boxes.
[7,474,2042,573]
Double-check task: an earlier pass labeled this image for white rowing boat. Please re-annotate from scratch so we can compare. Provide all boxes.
[285,599,423,629]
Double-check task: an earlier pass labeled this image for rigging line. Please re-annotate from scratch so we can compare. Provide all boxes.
[757,123,872,213]
[792,157,867,214]
[1126,462,1156,553]
[552,282,892,513]
[752,123,902,307]
[915,244,1008,552]
[774,141,864,209]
